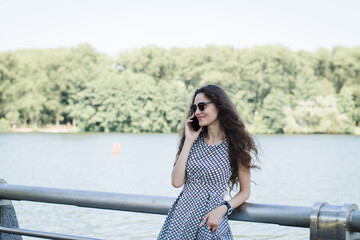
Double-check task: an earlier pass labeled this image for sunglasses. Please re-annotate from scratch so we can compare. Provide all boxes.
[190,102,213,113]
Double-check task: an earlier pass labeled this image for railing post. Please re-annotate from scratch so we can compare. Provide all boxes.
[310,202,360,240]
[0,180,12,207]
[0,179,22,240]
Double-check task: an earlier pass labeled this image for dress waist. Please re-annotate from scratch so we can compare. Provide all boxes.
[183,178,227,194]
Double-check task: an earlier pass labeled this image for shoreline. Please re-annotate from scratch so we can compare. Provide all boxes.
[3,127,360,135]
[10,126,78,133]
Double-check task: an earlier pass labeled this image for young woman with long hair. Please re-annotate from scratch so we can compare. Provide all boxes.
[158,84,259,239]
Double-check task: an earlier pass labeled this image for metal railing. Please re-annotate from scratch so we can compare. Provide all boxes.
[1,181,360,240]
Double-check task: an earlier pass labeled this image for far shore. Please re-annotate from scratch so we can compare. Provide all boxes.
[7,125,79,133]
[12,128,71,133]
[3,126,360,135]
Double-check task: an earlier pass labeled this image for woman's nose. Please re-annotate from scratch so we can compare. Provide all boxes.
[195,107,201,115]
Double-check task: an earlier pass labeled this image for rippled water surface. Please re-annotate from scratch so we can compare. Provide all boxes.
[1,133,359,239]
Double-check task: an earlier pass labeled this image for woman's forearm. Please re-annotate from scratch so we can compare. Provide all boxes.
[171,140,194,188]
[228,166,251,210]
[227,189,250,210]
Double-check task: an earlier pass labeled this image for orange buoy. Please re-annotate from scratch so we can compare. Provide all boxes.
[112,142,122,154]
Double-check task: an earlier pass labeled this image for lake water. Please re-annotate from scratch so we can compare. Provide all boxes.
[0,133,359,239]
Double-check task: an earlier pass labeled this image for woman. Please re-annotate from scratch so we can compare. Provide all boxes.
[158,85,259,239]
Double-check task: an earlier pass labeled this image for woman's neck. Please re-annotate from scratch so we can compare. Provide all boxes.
[205,121,226,145]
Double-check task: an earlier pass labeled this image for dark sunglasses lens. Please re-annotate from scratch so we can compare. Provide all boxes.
[198,103,205,111]
[190,105,196,113]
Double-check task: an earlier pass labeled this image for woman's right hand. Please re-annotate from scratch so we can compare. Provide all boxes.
[184,114,203,143]
[172,114,202,188]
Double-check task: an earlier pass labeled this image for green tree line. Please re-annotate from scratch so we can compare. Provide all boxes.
[0,44,359,134]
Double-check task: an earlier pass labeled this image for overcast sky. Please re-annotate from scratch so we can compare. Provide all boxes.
[1,0,359,56]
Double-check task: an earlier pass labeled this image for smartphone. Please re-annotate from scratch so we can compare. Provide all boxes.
[190,116,201,131]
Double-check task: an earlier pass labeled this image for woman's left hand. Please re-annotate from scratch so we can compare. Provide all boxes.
[200,205,227,232]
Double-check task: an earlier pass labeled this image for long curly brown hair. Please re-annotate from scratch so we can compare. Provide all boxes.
[176,84,260,192]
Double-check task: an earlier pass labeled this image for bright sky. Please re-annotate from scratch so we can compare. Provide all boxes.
[1,0,359,56]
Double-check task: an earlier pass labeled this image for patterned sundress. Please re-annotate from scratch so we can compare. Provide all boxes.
[158,133,234,240]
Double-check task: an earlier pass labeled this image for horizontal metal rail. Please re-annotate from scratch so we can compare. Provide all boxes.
[0,226,100,240]
[1,183,360,239]
[0,183,172,214]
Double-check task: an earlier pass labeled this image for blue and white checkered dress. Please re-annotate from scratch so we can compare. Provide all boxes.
[158,133,234,239]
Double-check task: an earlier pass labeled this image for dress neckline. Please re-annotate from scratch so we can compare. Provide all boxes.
[201,134,227,147]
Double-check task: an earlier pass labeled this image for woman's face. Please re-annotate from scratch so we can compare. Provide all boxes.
[193,93,219,127]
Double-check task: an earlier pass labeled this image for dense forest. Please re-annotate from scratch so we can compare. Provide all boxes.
[0,44,359,134]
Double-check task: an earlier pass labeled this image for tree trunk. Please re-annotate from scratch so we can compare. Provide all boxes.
[56,111,60,127]
[34,108,39,129]
[73,118,77,128]
[33,117,38,129]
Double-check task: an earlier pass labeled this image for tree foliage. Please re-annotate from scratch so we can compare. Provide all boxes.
[0,44,359,133]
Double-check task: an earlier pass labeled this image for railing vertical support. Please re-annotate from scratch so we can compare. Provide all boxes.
[0,202,2,240]
[0,179,22,240]
[310,202,360,240]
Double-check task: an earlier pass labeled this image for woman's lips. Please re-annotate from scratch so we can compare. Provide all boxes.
[197,116,204,121]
